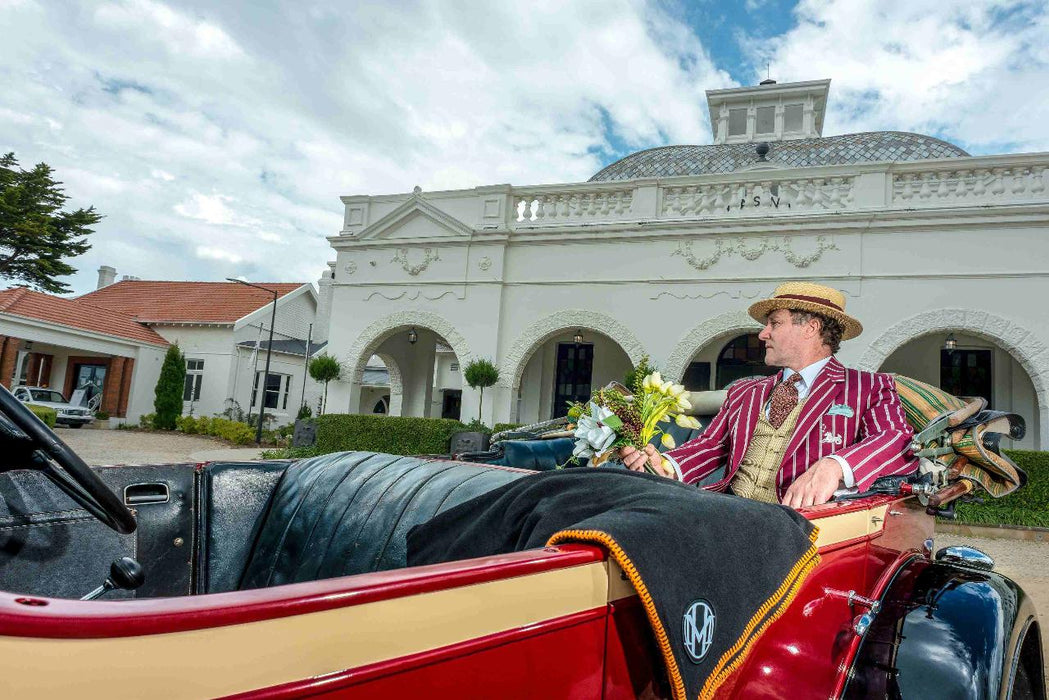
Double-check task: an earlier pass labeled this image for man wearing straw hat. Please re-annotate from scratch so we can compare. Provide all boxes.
[622,282,917,508]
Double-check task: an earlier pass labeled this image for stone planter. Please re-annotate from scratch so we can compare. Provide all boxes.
[450,431,490,455]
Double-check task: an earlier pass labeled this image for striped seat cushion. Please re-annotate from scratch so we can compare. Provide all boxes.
[893,375,1025,498]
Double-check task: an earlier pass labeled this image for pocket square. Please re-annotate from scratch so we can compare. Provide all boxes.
[827,404,854,418]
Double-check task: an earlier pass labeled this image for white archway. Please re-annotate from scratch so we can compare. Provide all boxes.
[500,309,647,389]
[662,310,762,382]
[344,310,471,385]
[858,308,1048,447]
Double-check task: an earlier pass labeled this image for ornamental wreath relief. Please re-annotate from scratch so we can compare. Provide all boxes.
[672,236,838,271]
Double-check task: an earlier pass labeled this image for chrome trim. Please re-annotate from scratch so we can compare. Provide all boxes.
[934,545,994,571]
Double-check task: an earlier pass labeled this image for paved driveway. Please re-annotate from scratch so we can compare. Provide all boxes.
[57,426,265,465]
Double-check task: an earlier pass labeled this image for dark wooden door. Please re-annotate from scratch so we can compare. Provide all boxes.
[553,343,593,418]
[941,349,992,407]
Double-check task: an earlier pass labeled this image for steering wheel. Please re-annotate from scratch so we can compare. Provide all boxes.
[0,385,136,534]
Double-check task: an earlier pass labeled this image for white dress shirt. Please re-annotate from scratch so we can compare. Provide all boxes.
[662,356,855,488]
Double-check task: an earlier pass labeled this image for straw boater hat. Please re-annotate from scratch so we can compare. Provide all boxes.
[748,282,863,340]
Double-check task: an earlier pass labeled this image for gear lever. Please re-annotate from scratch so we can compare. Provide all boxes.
[81,556,145,601]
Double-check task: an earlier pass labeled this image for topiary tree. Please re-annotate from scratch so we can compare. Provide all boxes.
[463,357,499,423]
[309,353,342,414]
[153,344,185,430]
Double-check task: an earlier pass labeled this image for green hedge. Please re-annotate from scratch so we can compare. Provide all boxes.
[29,404,57,427]
[955,450,1049,528]
[175,415,256,445]
[493,422,523,434]
[315,414,468,456]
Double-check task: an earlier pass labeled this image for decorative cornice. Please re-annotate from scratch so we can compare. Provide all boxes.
[499,309,648,389]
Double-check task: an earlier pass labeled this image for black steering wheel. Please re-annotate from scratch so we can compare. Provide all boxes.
[0,385,136,534]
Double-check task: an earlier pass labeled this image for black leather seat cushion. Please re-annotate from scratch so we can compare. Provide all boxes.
[238,451,528,590]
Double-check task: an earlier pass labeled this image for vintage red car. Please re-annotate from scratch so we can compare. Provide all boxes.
[0,383,1043,699]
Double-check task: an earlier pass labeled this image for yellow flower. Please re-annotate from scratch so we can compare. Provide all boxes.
[676,397,692,411]
[659,380,674,395]
[661,433,676,449]
[651,371,663,387]
[674,413,692,428]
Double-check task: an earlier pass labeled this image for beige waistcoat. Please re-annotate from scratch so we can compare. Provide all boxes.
[731,398,808,503]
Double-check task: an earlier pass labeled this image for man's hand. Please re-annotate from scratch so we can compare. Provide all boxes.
[782,458,843,509]
[620,445,674,478]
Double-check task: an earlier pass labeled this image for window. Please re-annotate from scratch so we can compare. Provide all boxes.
[784,104,803,132]
[728,108,747,136]
[682,362,711,392]
[450,362,459,372]
[755,106,775,134]
[252,372,291,411]
[183,359,204,401]
[715,334,778,389]
[941,349,992,408]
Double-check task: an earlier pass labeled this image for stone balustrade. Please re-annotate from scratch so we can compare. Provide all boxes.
[513,187,634,224]
[892,164,1048,205]
[336,153,1049,238]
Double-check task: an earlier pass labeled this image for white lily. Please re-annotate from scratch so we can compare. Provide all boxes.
[651,372,662,387]
[675,413,693,428]
[670,384,687,398]
[659,380,674,395]
[573,402,618,455]
[676,397,693,411]
[572,438,594,459]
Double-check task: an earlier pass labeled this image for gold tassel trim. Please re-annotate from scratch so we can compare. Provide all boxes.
[548,525,820,700]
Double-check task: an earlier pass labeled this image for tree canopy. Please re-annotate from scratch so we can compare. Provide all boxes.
[309,353,343,414]
[463,358,499,422]
[0,152,101,293]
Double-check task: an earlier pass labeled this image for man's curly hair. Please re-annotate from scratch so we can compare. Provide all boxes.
[789,310,844,354]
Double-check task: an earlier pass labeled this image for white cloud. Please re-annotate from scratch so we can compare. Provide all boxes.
[0,0,734,294]
[745,0,1049,153]
[195,245,242,264]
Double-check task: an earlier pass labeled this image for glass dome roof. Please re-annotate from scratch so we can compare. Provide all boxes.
[589,131,969,182]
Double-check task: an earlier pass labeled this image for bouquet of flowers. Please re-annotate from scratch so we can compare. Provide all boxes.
[567,369,702,473]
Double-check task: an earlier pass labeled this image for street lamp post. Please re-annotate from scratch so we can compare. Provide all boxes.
[227,278,278,445]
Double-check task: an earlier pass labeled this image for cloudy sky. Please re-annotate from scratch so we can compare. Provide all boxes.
[3,0,1048,295]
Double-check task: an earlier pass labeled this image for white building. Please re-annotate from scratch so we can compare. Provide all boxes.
[321,77,1049,450]
[1,269,324,426]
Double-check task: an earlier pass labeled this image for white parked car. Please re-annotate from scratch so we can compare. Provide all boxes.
[12,386,94,428]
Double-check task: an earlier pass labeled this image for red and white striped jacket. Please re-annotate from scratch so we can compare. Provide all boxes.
[665,357,917,499]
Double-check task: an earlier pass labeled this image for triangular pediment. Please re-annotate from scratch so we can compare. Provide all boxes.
[358,196,474,240]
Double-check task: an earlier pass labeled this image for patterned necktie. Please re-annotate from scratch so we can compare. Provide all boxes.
[768,374,802,429]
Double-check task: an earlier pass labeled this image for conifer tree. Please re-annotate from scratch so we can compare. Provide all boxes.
[153,345,185,430]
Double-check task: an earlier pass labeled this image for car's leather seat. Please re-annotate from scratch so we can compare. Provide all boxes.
[237,451,528,590]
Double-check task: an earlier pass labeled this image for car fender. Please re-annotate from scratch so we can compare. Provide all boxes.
[843,555,1044,699]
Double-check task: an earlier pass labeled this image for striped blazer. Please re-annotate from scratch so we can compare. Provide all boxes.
[665,357,917,499]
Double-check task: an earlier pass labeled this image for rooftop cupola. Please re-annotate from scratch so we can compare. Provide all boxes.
[706,78,830,145]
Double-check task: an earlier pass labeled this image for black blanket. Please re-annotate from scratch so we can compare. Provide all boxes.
[407,469,819,700]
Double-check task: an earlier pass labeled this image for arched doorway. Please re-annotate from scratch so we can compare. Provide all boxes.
[880,332,1039,450]
[514,328,634,423]
[351,327,463,419]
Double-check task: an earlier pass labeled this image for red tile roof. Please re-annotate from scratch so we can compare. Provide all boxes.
[78,281,306,324]
[0,287,169,346]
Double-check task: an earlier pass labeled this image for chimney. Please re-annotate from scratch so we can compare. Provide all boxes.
[97,265,117,289]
